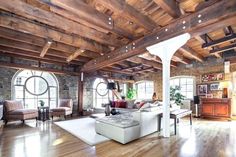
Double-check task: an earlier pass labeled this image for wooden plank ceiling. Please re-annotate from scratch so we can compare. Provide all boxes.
[0,0,236,76]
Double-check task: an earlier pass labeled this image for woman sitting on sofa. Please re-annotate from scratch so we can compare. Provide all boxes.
[152,92,158,102]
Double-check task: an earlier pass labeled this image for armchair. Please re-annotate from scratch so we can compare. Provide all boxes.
[3,100,38,124]
[50,99,73,120]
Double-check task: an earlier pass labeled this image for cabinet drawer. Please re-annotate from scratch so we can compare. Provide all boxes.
[202,104,214,116]
[215,104,229,117]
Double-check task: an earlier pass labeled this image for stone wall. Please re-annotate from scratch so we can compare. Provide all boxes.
[134,57,236,100]
[0,67,79,113]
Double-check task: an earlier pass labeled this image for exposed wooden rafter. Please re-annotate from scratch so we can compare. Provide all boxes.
[42,0,134,39]
[67,49,85,62]
[0,13,110,54]
[96,0,158,31]
[82,0,236,72]
[0,0,123,46]
[202,34,236,49]
[0,60,79,76]
[153,0,181,18]
[40,39,52,57]
[127,57,162,70]
[121,64,142,71]
[179,45,204,62]
[210,43,236,54]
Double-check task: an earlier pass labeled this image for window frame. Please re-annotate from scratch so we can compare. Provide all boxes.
[170,76,196,100]
[11,70,59,109]
[135,80,154,100]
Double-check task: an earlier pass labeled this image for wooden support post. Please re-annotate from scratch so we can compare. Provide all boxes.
[78,73,84,115]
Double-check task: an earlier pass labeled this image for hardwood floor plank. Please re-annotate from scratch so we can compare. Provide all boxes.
[0,119,236,157]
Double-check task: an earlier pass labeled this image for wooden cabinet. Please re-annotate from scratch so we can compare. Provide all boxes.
[201,98,231,119]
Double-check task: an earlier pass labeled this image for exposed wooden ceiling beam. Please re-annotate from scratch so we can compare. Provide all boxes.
[121,64,142,71]
[0,27,101,59]
[127,57,162,70]
[202,34,236,49]
[210,43,236,54]
[138,53,178,67]
[153,0,181,18]
[43,0,134,39]
[0,13,110,54]
[133,66,154,74]
[0,52,79,66]
[0,46,82,65]
[179,45,204,62]
[0,0,123,46]
[172,53,190,64]
[0,38,90,63]
[67,49,85,62]
[82,0,236,72]
[96,0,157,31]
[40,39,52,57]
[0,61,79,76]
[195,35,222,58]
[102,68,133,75]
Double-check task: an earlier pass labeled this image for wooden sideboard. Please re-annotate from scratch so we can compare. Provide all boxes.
[201,98,231,119]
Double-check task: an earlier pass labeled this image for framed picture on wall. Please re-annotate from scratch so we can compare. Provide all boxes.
[201,73,224,82]
[198,84,208,95]
[210,83,220,91]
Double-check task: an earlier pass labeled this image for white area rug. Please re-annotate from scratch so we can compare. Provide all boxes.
[54,118,110,146]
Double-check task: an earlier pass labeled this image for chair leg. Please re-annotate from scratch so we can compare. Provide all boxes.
[4,120,8,125]
[71,114,73,118]
[21,120,25,124]
[64,115,66,119]
[51,116,53,120]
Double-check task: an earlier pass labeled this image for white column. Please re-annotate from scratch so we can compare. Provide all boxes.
[146,33,190,137]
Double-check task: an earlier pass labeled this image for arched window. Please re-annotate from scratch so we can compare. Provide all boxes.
[135,80,154,100]
[93,78,109,108]
[170,76,195,99]
[12,70,59,109]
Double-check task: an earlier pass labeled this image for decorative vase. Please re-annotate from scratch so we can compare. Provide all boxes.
[105,104,110,116]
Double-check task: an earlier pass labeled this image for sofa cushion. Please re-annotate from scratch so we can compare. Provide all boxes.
[8,109,37,115]
[4,100,23,112]
[97,115,139,128]
[51,107,71,112]
[59,99,72,108]
[115,101,127,108]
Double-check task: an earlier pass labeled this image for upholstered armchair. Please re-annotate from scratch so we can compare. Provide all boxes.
[3,100,38,124]
[50,99,73,120]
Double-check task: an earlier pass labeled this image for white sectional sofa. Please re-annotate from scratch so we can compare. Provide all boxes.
[95,105,180,144]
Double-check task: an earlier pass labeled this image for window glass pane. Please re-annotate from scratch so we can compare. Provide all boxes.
[180,78,186,85]
[186,78,193,84]
[187,85,193,92]
[13,70,58,109]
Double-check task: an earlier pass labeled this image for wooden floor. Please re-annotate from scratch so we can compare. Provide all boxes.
[0,118,236,157]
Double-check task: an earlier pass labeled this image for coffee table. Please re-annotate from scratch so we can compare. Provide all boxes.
[158,109,192,135]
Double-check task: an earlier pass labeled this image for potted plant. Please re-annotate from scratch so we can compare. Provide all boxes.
[126,88,136,100]
[170,86,185,106]
[39,100,45,107]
